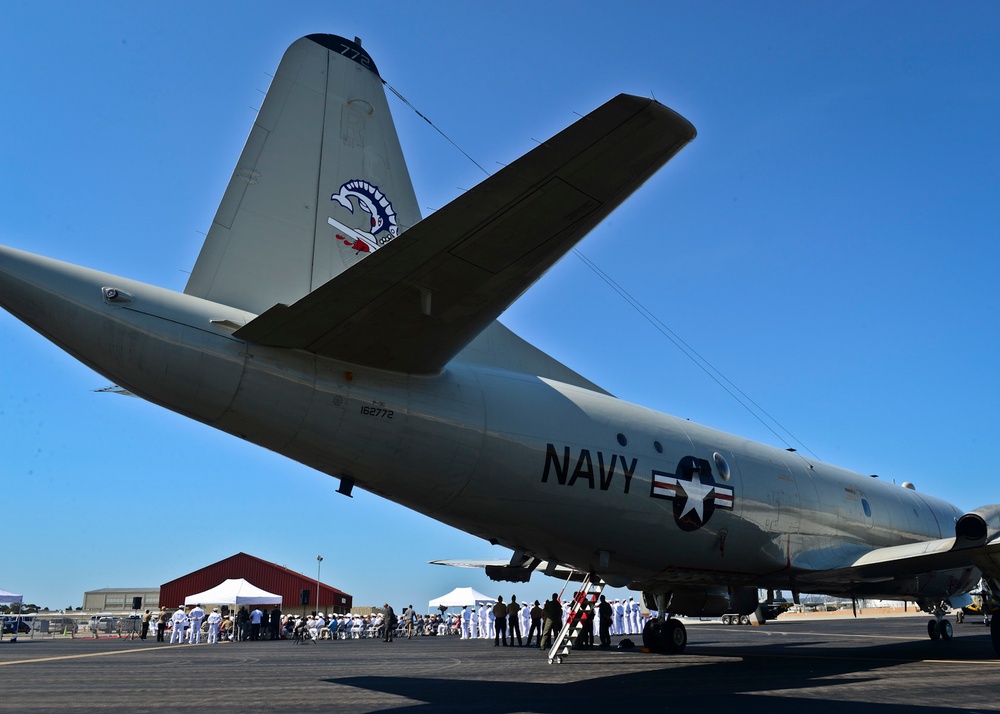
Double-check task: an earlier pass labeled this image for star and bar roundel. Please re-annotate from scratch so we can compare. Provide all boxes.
[650,455,734,532]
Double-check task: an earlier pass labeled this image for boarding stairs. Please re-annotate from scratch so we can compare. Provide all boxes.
[547,574,605,664]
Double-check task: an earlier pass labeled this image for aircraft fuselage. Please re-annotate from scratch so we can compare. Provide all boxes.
[0,245,975,609]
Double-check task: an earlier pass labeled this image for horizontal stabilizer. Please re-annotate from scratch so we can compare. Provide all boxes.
[430,558,583,582]
[94,385,137,397]
[234,94,696,373]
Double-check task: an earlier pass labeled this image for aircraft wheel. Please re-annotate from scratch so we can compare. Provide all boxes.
[991,617,1000,657]
[642,619,661,650]
[740,616,750,625]
[665,618,687,653]
[927,619,940,641]
[937,619,953,641]
[721,615,731,625]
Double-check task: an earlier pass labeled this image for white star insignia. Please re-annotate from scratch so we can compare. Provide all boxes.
[677,471,715,522]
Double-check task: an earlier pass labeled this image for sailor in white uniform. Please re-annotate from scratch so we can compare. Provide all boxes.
[169,606,188,644]
[206,608,222,644]
[187,603,205,644]
[478,604,488,638]
[628,597,640,635]
[461,605,471,639]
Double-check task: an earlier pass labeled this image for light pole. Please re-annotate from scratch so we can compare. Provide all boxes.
[316,555,323,615]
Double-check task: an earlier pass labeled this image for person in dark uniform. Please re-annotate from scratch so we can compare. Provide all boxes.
[236,606,249,641]
[493,596,508,646]
[526,600,543,647]
[270,606,282,640]
[541,594,562,649]
[598,594,613,648]
[580,608,594,647]
[383,603,396,642]
[156,607,169,642]
[507,595,523,646]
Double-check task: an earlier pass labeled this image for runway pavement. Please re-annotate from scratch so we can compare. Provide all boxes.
[1,616,998,713]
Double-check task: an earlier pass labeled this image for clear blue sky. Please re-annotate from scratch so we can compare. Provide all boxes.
[2,1,998,612]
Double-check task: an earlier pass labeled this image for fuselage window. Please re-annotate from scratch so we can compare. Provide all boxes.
[653,440,663,453]
[862,499,872,518]
[617,432,628,447]
[713,452,731,481]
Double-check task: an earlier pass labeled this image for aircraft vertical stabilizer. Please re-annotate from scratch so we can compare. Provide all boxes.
[184,34,421,315]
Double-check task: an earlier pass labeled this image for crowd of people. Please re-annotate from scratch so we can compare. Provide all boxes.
[131,593,650,647]
[454,594,650,648]
[141,604,288,643]
[140,604,460,644]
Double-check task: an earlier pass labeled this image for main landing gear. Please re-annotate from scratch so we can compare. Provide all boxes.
[926,602,953,641]
[642,617,687,654]
[923,601,1000,656]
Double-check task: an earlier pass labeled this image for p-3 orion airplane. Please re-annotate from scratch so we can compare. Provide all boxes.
[2,34,999,658]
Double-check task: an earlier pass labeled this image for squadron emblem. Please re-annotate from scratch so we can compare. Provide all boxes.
[651,456,733,532]
[327,180,399,254]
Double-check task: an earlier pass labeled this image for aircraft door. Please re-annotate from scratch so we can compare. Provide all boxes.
[734,454,801,536]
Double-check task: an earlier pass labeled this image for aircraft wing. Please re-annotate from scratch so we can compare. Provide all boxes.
[793,536,1000,587]
[233,94,696,373]
[430,558,583,583]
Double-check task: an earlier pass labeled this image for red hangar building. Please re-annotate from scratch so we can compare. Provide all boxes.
[159,552,352,614]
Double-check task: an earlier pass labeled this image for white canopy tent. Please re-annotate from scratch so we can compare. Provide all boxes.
[183,578,281,606]
[428,587,494,611]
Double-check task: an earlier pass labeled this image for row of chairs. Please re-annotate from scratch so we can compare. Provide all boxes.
[292,618,458,643]
[294,619,390,643]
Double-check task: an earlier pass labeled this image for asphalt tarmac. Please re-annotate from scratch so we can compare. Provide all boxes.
[1,616,998,713]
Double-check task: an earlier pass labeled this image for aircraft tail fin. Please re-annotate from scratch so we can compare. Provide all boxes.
[184,34,421,315]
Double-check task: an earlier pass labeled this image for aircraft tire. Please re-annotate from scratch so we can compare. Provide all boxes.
[937,619,953,641]
[665,618,687,653]
[721,615,731,625]
[642,619,686,654]
[642,619,660,650]
[927,619,941,641]
[740,616,750,625]
[991,617,1000,657]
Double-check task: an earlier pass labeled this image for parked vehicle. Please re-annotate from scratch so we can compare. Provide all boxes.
[88,615,120,634]
[47,617,79,634]
[2,616,33,634]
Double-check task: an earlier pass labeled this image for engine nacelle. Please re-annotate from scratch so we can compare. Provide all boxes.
[955,504,1000,547]
[645,586,759,617]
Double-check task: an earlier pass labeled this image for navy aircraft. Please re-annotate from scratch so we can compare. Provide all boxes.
[2,34,999,657]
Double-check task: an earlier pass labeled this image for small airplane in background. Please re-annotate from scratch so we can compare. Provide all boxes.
[2,33,1000,659]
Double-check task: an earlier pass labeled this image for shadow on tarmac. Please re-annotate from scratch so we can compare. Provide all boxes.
[327,627,998,713]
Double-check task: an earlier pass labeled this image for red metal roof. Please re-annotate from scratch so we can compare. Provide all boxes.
[158,552,352,612]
